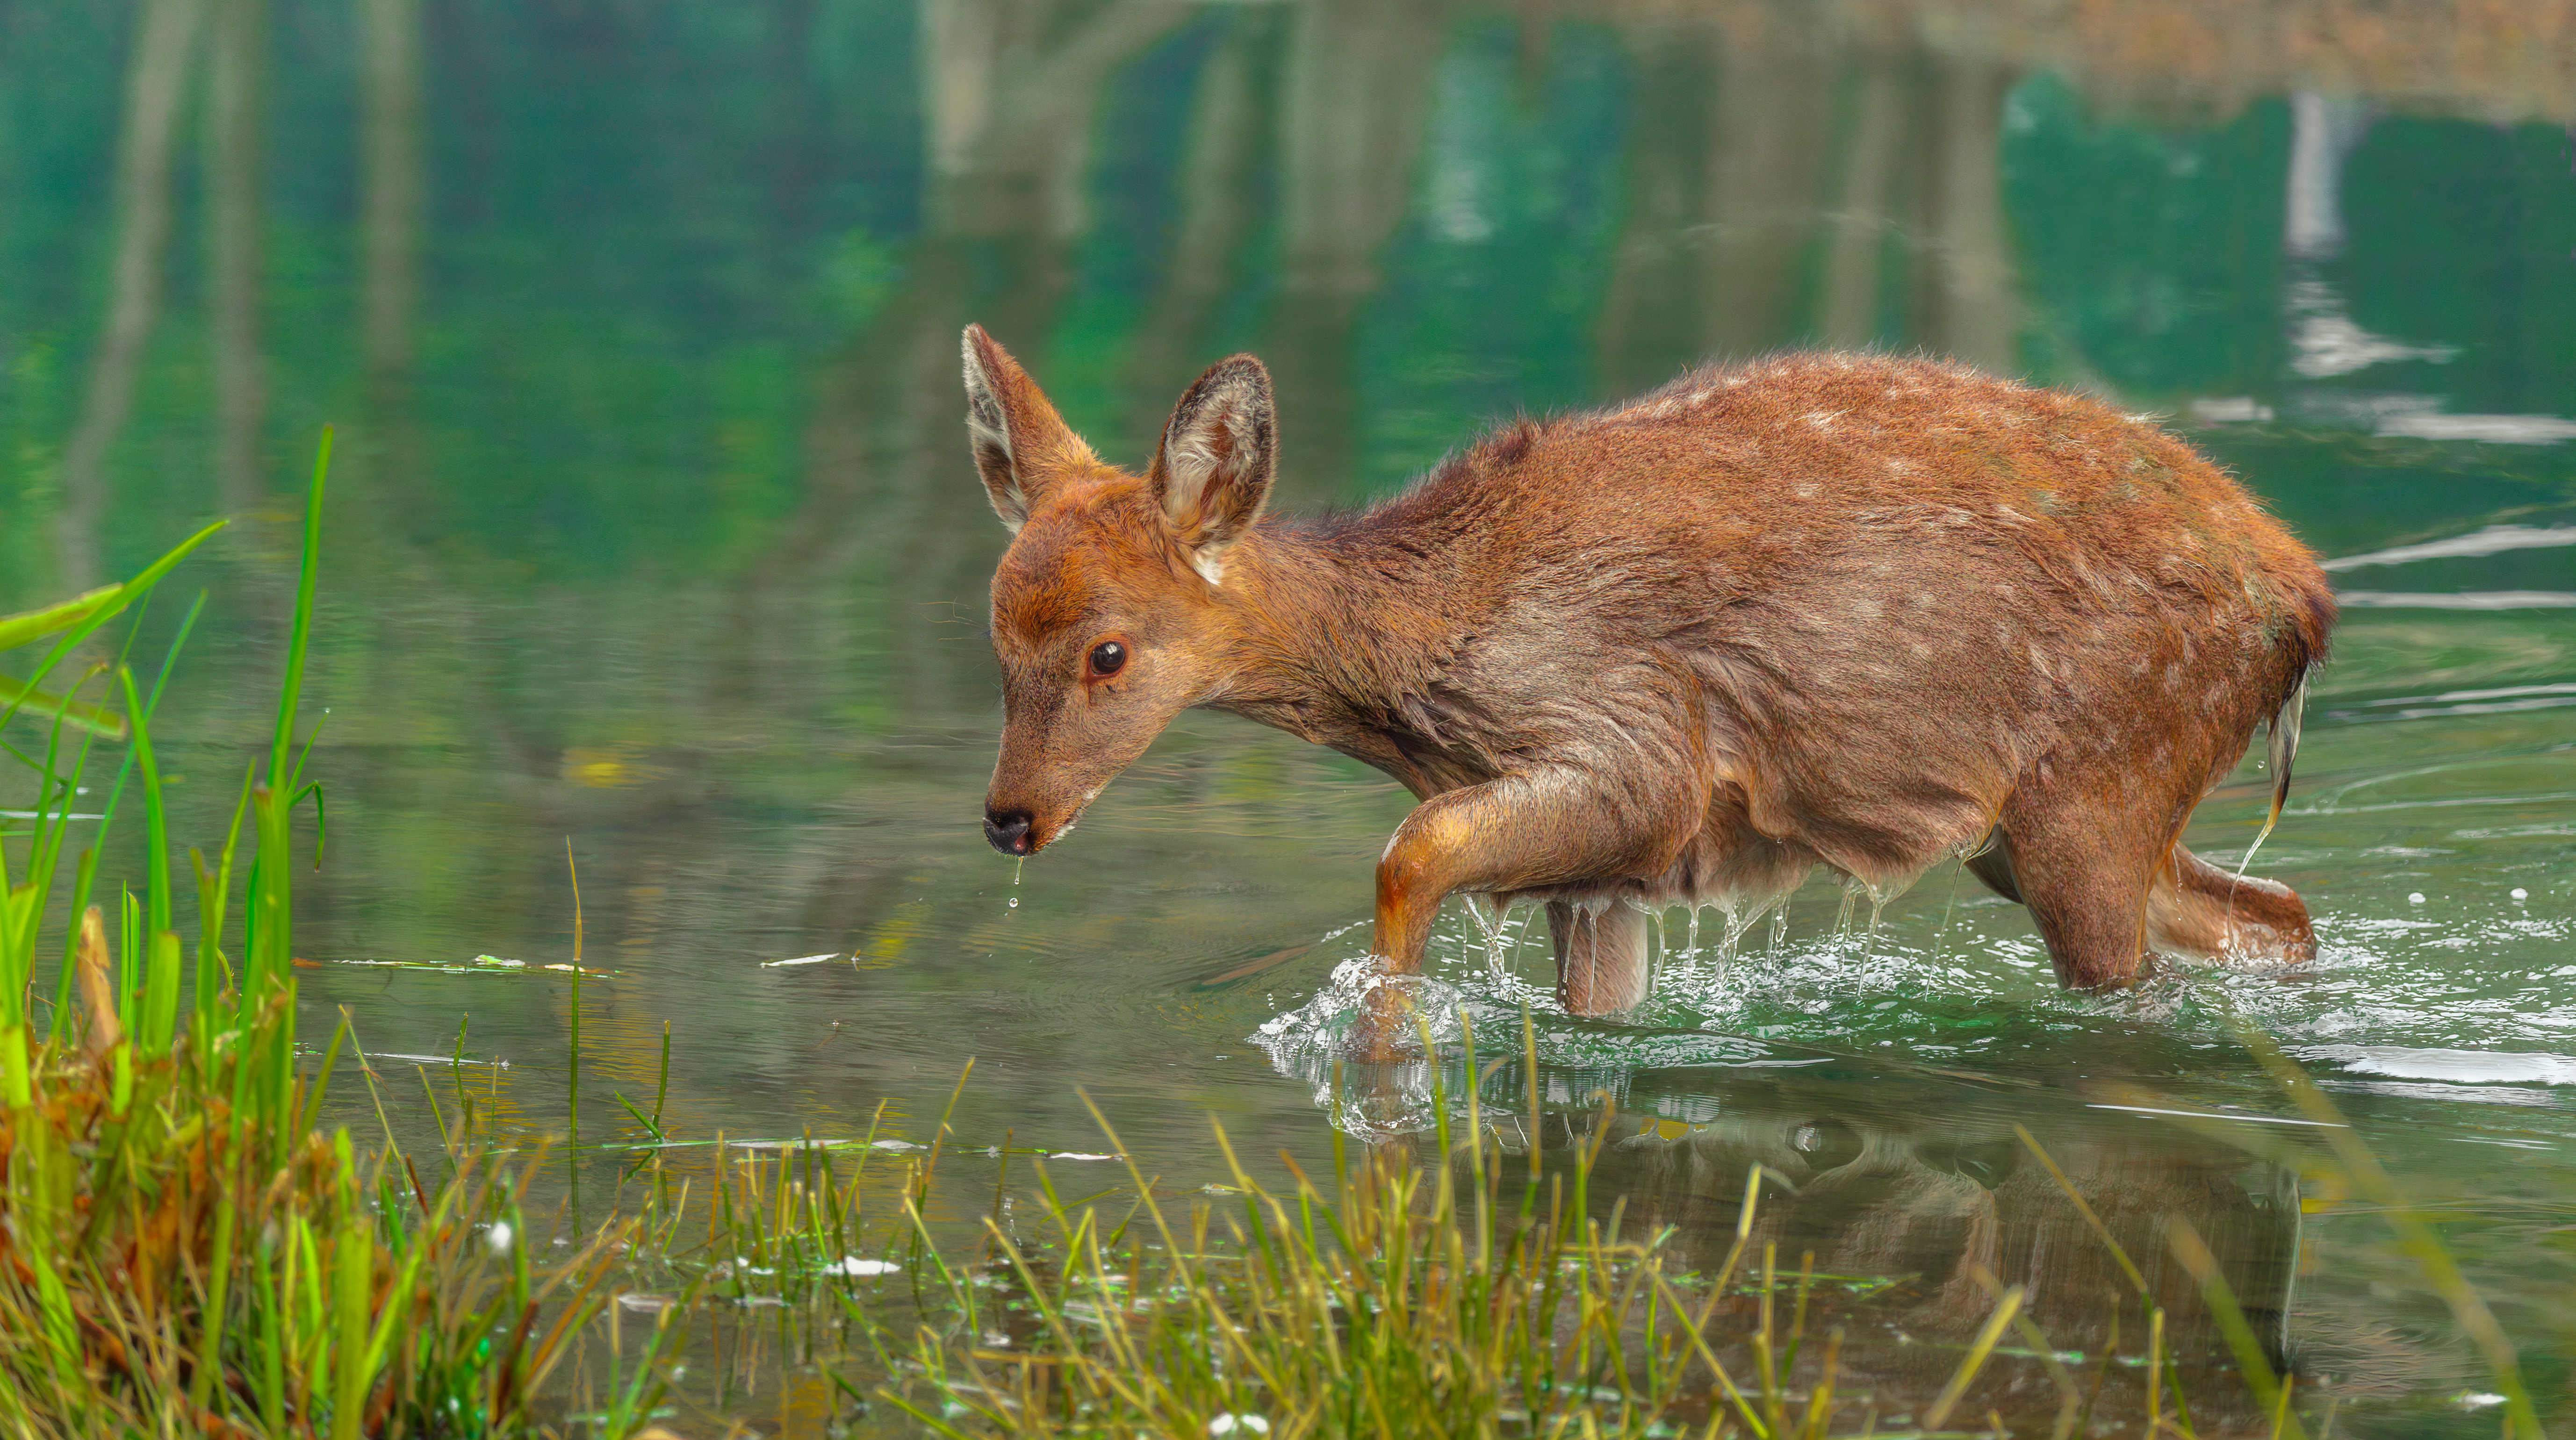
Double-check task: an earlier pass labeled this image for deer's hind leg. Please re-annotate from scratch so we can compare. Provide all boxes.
[1985,777,2182,989]
[2147,843,2317,965]
[1547,901,1650,1017]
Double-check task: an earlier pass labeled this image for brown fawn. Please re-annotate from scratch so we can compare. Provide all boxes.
[963,325,2332,1045]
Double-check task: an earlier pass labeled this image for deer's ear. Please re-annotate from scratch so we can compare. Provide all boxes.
[962,324,1085,533]
[1149,355,1277,585]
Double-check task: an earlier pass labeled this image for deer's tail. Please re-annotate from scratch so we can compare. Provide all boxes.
[2264,671,2307,837]
[2236,566,2335,877]
[2235,667,2312,882]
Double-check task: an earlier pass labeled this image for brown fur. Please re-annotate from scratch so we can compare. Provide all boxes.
[961,327,2334,1049]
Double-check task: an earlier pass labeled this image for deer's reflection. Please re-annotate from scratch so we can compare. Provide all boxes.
[1281,1043,2300,1432]
[1607,1076,2288,1331]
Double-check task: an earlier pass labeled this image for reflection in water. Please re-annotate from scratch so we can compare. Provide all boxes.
[54,0,205,592]
[1554,1072,2295,1429]
[209,0,268,518]
[360,0,423,385]
[1266,1034,2301,1427]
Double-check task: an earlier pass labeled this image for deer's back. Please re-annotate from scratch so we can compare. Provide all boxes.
[1349,353,2333,866]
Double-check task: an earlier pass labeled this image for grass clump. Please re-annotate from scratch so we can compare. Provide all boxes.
[869,1042,2008,1440]
[0,435,643,1438]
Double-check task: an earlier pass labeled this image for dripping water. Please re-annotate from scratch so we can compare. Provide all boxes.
[1719,895,1777,958]
[1710,900,1744,969]
[1468,894,1515,983]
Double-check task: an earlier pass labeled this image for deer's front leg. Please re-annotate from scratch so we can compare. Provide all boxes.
[1362,767,1696,1054]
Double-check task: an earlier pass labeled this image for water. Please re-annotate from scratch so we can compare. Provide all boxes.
[4,2,2574,1433]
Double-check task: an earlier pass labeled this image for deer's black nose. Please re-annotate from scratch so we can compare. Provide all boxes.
[983,809,1034,856]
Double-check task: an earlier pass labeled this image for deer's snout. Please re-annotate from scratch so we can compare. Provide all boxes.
[983,807,1035,856]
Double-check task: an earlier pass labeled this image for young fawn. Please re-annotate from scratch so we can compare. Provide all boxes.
[963,325,2333,1045]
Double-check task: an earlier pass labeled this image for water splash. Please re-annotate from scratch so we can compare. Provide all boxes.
[1251,956,1468,1057]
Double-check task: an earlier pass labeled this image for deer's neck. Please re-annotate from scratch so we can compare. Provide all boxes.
[1206,509,1479,760]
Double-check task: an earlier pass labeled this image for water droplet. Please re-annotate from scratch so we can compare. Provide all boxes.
[1012,858,1024,886]
[2408,892,2427,905]
[2511,888,2529,901]
[1006,896,1018,909]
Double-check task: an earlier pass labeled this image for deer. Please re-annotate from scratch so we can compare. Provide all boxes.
[960,323,2334,1054]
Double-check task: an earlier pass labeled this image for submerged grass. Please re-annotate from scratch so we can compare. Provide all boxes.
[0,435,2552,1438]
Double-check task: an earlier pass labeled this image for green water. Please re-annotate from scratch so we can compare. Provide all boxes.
[5,2,2575,1433]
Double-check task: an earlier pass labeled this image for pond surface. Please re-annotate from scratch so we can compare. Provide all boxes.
[5,1,2575,1434]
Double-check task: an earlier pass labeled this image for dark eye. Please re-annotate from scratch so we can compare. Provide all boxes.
[1087,640,1127,677]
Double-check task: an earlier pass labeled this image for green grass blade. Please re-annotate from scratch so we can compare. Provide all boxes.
[0,672,126,739]
[115,669,170,939]
[2166,1216,2304,1440]
[0,586,122,653]
[0,520,224,732]
[270,428,331,788]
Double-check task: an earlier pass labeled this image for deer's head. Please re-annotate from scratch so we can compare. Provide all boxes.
[961,324,1278,856]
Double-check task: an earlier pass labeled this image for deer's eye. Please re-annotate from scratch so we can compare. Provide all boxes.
[1087,640,1127,678]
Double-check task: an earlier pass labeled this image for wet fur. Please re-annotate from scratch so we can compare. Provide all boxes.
[970,335,2335,1026]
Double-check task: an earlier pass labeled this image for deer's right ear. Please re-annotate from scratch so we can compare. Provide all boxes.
[962,324,1084,533]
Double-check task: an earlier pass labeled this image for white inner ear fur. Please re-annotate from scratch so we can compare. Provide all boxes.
[962,343,1025,531]
[1162,379,1263,585]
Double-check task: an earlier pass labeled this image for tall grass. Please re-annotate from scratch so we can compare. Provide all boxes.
[0,434,635,1438]
[877,1023,1871,1440]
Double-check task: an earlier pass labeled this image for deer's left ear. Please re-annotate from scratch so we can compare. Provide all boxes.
[1149,355,1277,586]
